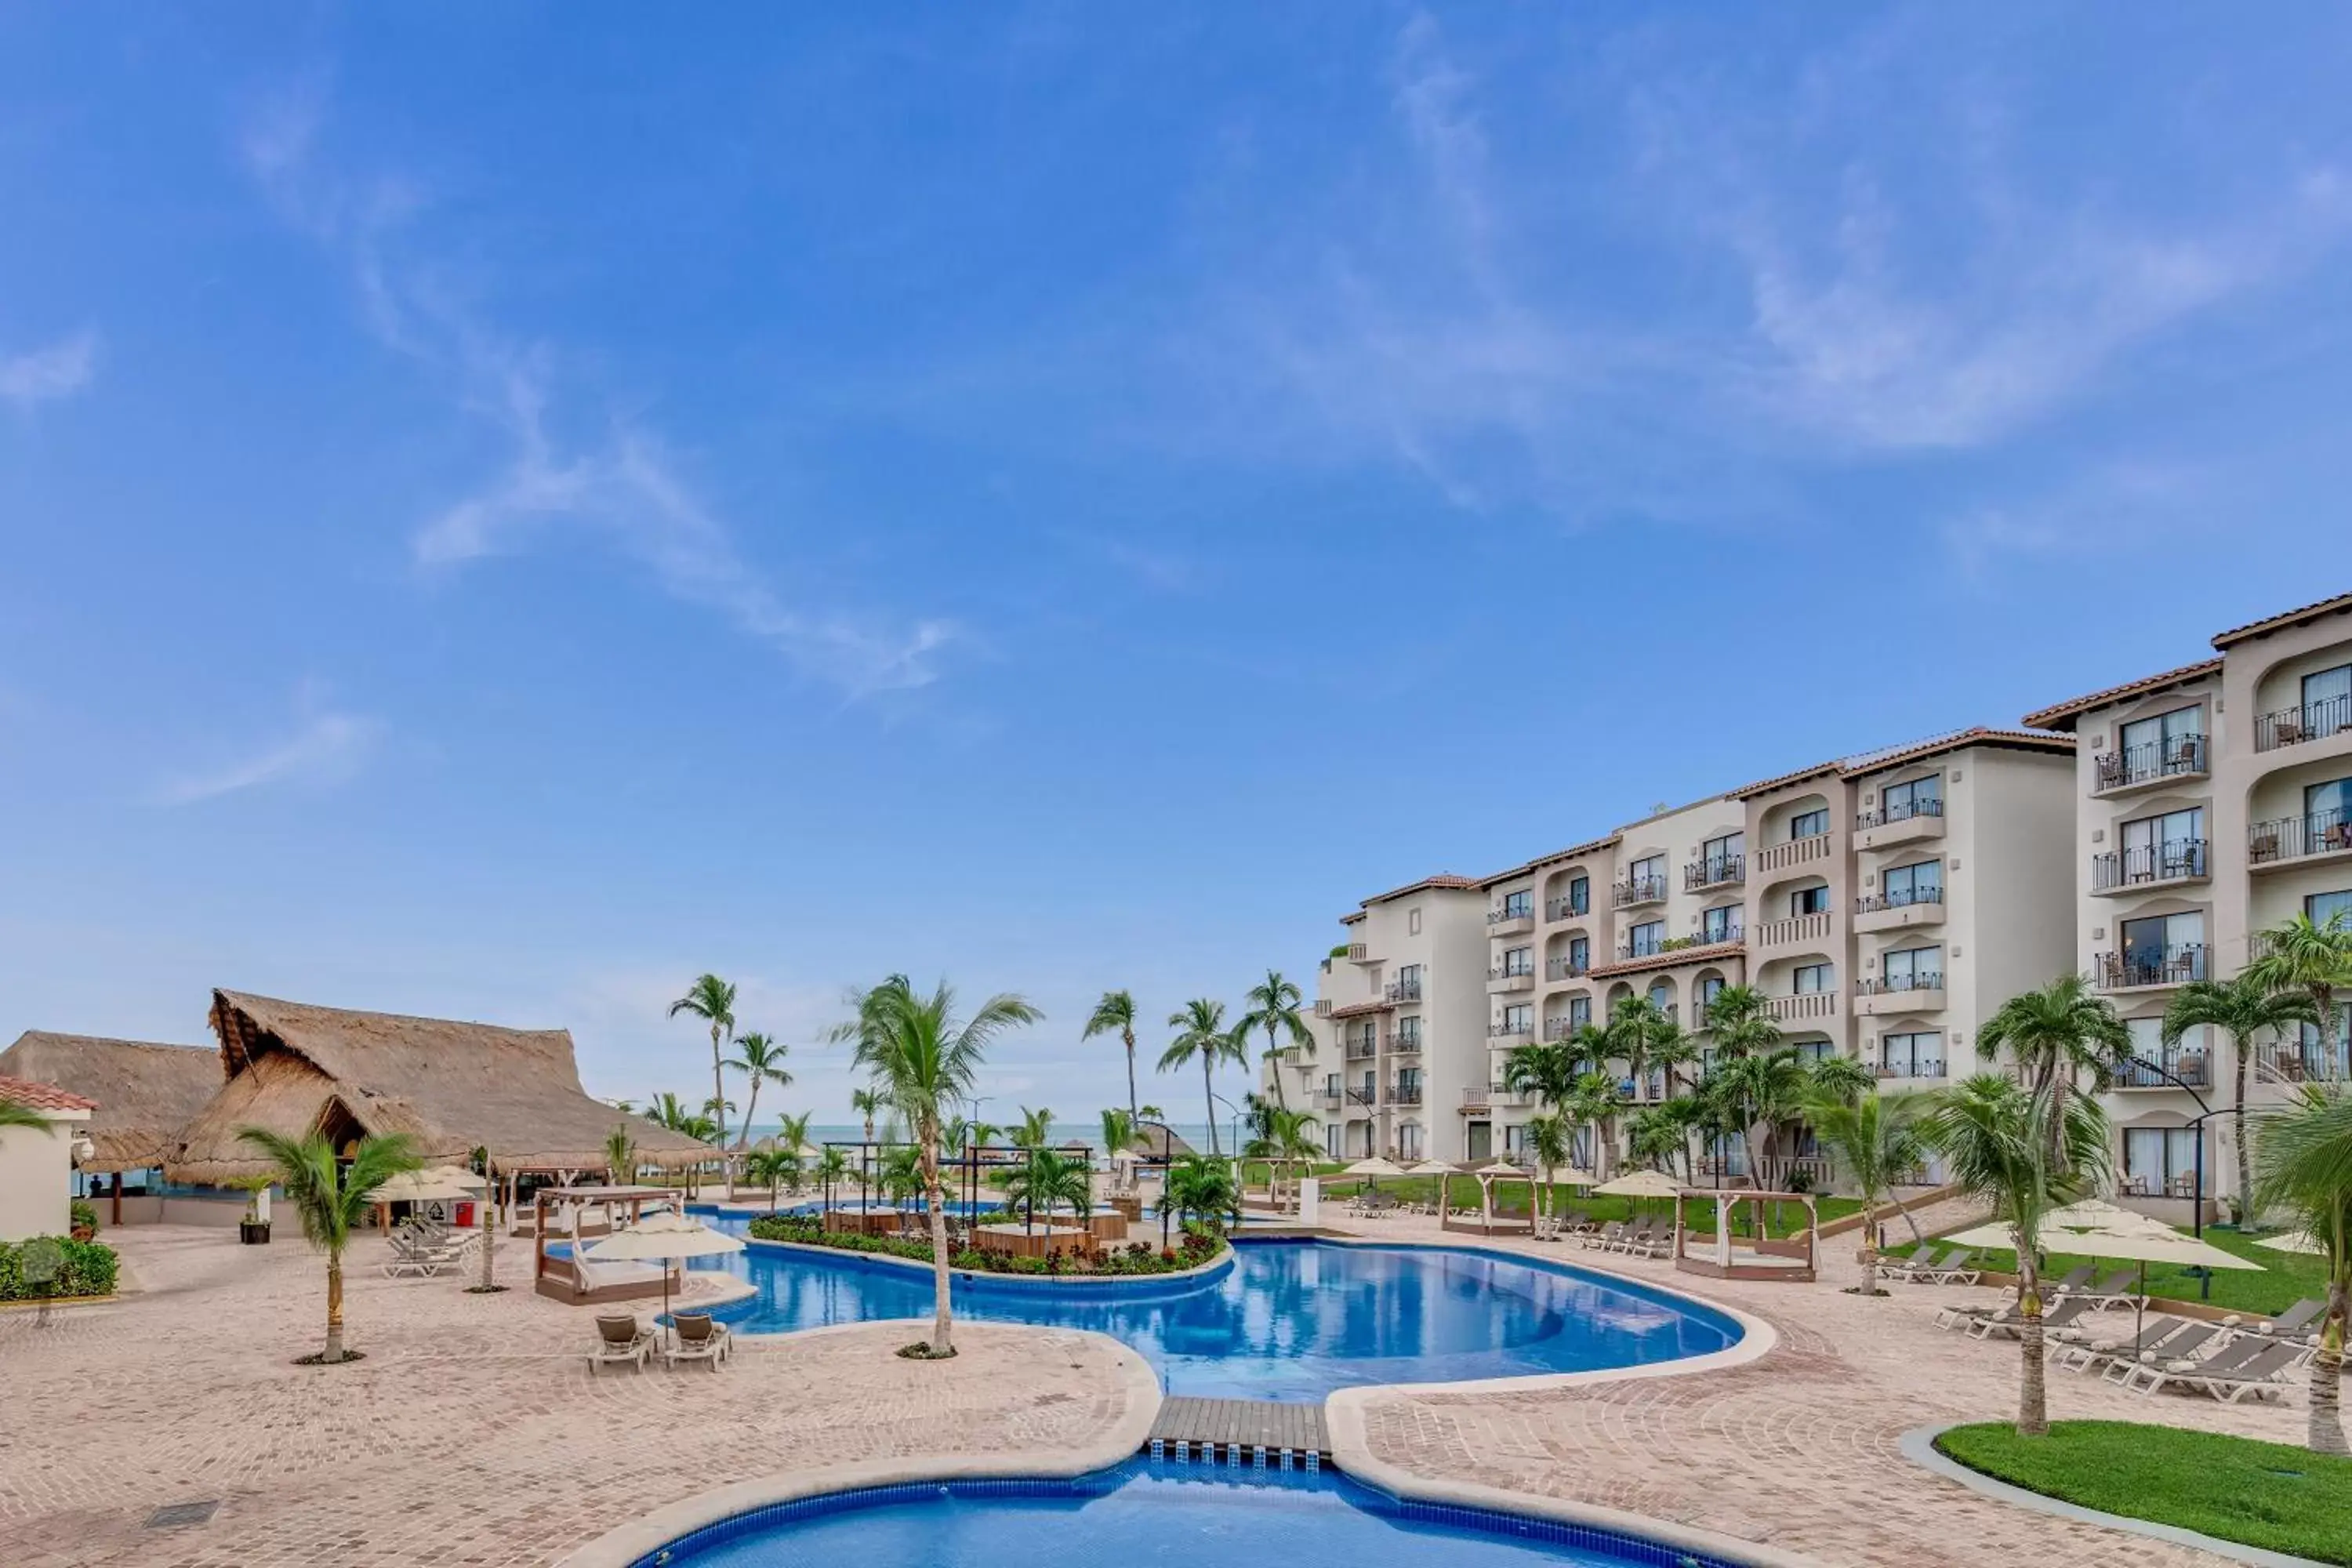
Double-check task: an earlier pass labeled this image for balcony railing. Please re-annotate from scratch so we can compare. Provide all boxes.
[1613,931,1736,962]
[1857,797,1944,830]
[1611,874,1668,909]
[2255,692,2352,752]
[2096,735,2209,792]
[2113,1054,2212,1090]
[1384,1084,1424,1107]
[1390,1033,1422,1054]
[1857,972,1943,996]
[1314,1089,1344,1110]
[1385,977,1423,1003]
[1754,831,1832,874]
[1875,1058,1944,1080]
[1546,953,1591,979]
[2096,944,2209,989]
[1312,998,1334,1018]
[1460,1086,1490,1110]
[1486,1022,1532,1040]
[1543,1015,1589,1038]
[2249,807,2352,866]
[1753,912,1832,947]
[1762,991,1838,1022]
[1345,1037,1379,1060]
[1345,1087,1377,1109]
[2092,839,2209,891]
[1856,887,1943,916]
[1546,895,1591,921]
[1488,963,1536,981]
[1488,902,1535,927]
[1684,854,1744,891]
[2259,1041,2352,1086]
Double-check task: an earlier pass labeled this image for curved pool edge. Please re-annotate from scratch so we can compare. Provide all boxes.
[729,1233,1235,1305]
[548,1321,1163,1568]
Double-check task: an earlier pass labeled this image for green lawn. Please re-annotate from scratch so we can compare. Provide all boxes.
[1936,1421,2352,1565]
[1892,1224,2327,1316]
[1303,1174,1859,1237]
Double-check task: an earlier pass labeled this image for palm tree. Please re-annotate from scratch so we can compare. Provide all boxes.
[812,1143,852,1195]
[1004,1147,1091,1229]
[1164,1153,1237,1229]
[647,1091,692,1132]
[877,1144,926,1207]
[726,1033,792,1151]
[2247,910,2352,1083]
[1708,1047,1809,1187]
[0,1098,56,1136]
[1625,1105,1686,1177]
[1013,1105,1056,1149]
[1563,1070,1625,1179]
[849,1087,885,1145]
[744,1146,794,1211]
[1702,985,1784,1059]
[1605,995,1684,1096]
[1161,999,1245,1157]
[1239,971,1315,1113]
[2252,1087,2352,1455]
[1501,1037,1583,1115]
[1523,1112,1573,1229]
[774,1109,814,1185]
[1083,989,1143,1122]
[1804,1087,1929,1297]
[1241,1105,1317,1205]
[1924,1073,2109,1436]
[840,975,1041,1356]
[235,1127,420,1363]
[1977,975,2131,1174]
[1099,1106,1138,1164]
[2164,976,2319,1218]
[668,974,739,1180]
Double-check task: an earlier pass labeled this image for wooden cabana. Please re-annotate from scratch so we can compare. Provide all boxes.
[0,1032,222,1225]
[531,1185,682,1305]
[1440,1159,1537,1236]
[1672,1188,1820,1283]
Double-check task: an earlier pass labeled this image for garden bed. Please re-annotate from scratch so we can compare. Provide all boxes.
[0,1236,118,1301]
[744,1214,1225,1277]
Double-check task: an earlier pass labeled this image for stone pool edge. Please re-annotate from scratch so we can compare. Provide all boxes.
[547,1320,1163,1568]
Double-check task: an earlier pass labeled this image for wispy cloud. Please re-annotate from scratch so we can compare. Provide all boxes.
[158,691,382,804]
[234,77,954,699]
[0,330,100,407]
[1938,458,2213,584]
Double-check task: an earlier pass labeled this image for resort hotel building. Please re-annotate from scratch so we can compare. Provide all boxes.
[1275,590,2352,1219]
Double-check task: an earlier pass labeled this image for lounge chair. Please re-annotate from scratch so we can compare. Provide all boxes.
[1582,1221,1625,1251]
[1965,1296,2097,1341]
[588,1312,655,1373]
[2237,1298,2326,1343]
[1918,1250,1981,1287]
[1882,1247,1955,1283]
[2066,1269,2141,1310]
[2091,1321,2220,1383]
[2048,1314,2194,1374]
[2125,1336,2307,1402]
[666,1311,732,1371]
[2042,1264,2096,1297]
[382,1229,468,1279]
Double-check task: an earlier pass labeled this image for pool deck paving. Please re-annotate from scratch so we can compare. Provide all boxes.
[1312,1200,2314,1568]
[0,1207,2326,1568]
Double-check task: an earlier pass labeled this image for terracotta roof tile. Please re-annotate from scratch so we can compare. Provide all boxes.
[1328,1000,1395,1019]
[1835,726,2073,778]
[2211,590,2352,649]
[1362,873,1479,906]
[2020,659,2224,731]
[1479,833,1621,888]
[1730,758,1842,800]
[1588,939,1747,980]
[0,1073,98,1112]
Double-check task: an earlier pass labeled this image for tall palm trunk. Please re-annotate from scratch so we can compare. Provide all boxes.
[1266,1025,1290,1112]
[1857,1196,1880,1295]
[2016,1257,2049,1436]
[710,1022,730,1192]
[1203,1056,1220,1156]
[738,1076,761,1153]
[922,1128,954,1355]
[1123,1026,1138,1123]
[325,1248,347,1363]
[2312,1288,2347,1456]
[477,1184,497,1292]
[2234,1036,2255,1222]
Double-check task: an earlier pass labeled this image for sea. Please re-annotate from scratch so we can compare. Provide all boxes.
[736,1120,1226,1153]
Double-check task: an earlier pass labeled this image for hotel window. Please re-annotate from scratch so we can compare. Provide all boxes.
[1567,996,1592,1031]
[2119,807,2207,881]
[1697,975,1725,1014]
[1503,946,1534,976]
[1880,774,1942,821]
[1790,1039,1832,1063]
[1396,1066,1421,1095]
[1408,907,1421,935]
[1792,962,1833,994]
[1880,1031,1941,1078]
[2307,778,2352,845]
[1568,935,1589,971]
[2303,662,2352,740]
[1398,964,1422,988]
[1503,888,1532,919]
[1789,808,1828,840]
[2124,1127,2200,1189]
[1628,920,1665,957]
[1628,854,1665,891]
[1882,946,1942,992]
[1396,1017,1421,1046]
[2117,706,2205,775]
[1882,858,1942,907]
[1699,831,1744,879]
[1326,1123,1343,1157]
[1700,905,1741,944]
[2118,911,2205,985]
[1503,1123,1526,1156]
[1502,1004,1532,1033]
[1567,875,1590,915]
[1398,1122,1423,1160]
[1791,885,1831,916]
[2310,889,2352,926]
[1647,981,1674,1013]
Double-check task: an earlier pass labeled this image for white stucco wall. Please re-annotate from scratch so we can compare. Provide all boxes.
[0,1109,89,1243]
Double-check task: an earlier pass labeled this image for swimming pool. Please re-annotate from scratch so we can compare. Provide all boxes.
[634,1457,1744,1568]
[689,1214,1740,1401]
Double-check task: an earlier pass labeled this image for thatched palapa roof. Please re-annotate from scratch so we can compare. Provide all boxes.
[169,990,712,1184]
[0,1032,221,1173]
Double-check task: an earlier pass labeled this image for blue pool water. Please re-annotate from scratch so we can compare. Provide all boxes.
[641,1458,1737,1568]
[689,1214,1740,1401]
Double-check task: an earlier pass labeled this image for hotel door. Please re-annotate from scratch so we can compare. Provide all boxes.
[1466,1121,1492,1160]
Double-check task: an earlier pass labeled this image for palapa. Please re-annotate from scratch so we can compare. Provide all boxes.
[169,990,711,1183]
[0,1032,222,1174]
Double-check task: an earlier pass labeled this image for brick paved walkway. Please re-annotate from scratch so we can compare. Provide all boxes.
[1319,1201,2308,1568]
[0,1226,1149,1568]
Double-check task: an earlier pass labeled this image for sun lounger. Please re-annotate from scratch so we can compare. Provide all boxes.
[666,1311,731,1371]
[1581,1221,1624,1251]
[2065,1269,2141,1310]
[1919,1250,1981,1287]
[2091,1320,2220,1383]
[2049,1313,2194,1373]
[382,1229,470,1279]
[2125,1336,2307,1402]
[2236,1298,2326,1343]
[1882,1247,1954,1283]
[588,1312,655,1373]
[1965,1295,2097,1341]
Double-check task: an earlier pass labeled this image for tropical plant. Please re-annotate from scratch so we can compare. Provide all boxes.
[1977,975,2131,1174]
[1707,1047,1809,1187]
[1803,1087,1929,1297]
[727,1032,792,1151]
[1238,970,1315,1112]
[775,1109,815,1174]
[2252,1087,2352,1455]
[837,975,1042,1356]
[1563,1070,1625,1179]
[1702,985,1784,1060]
[1501,1037,1583,1114]
[647,1091,693,1133]
[877,1144,925,1207]
[677,1113,720,1145]
[2164,976,2319,1219]
[743,1146,796,1211]
[1923,1073,2109,1436]
[463,1144,500,1294]
[1137,1103,1166,1123]
[1625,1105,1689,1178]
[1013,1105,1056,1150]
[1099,1107,1138,1163]
[849,1087,885,1145]
[0,1098,56,1137]
[1003,1146,1091,1228]
[1083,989,1143,1122]
[1242,1105,1318,1203]
[1523,1112,1573,1227]
[668,974,739,1175]
[812,1144,852,1192]
[1809,1053,1875,1108]
[1606,995,1687,1096]
[1163,1153,1238,1227]
[1160,999,1246,1157]
[2246,909,2352,1085]
[234,1127,420,1364]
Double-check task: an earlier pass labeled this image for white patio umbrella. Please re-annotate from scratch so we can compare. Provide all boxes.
[585,1211,747,1338]
[365,1173,481,1206]
[1594,1168,1682,1227]
[2256,1229,2325,1256]
[1339,1156,1410,1207]
[2061,1224,2262,1341]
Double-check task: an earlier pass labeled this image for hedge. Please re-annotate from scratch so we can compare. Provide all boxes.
[0,1236,119,1300]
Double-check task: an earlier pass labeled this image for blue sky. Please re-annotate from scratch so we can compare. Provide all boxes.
[4,5,2349,1125]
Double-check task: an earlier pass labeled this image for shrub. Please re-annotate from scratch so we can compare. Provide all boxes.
[745,1213,1223,1276]
[69,1200,98,1237]
[0,1236,118,1300]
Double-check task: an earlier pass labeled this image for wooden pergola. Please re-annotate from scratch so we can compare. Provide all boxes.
[532,1185,678,1305]
[1671,1188,1819,1283]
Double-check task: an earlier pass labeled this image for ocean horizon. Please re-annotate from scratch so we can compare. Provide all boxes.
[732,1120,1230,1153]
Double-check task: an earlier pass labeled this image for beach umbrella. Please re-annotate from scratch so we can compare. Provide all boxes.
[2060,1223,2261,1341]
[2255,1229,2325,1256]
[586,1211,747,1341]
[365,1173,480,1206]
[1594,1168,1681,1227]
[1340,1156,1410,1205]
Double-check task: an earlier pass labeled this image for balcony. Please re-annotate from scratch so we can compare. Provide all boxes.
[1389,1033,1423,1054]
[1875,1058,1944,1081]
[2092,839,2210,895]
[1312,999,1334,1018]
[1346,1087,1377,1110]
[1487,904,1536,938]
[2249,808,2352,870]
[1545,953,1592,979]
[1486,964,1536,995]
[1762,991,1838,1023]
[1546,896,1592,922]
[2113,1054,2212,1091]
[2096,944,2209,991]
[1345,942,1374,964]
[1684,854,1745,891]
[1754,832,1832,875]
[1314,1088,1344,1111]
[1612,932,1737,964]
[1853,887,1944,935]
[1459,1085,1490,1112]
[1753,911,1833,949]
[1345,1037,1379,1061]
[1854,974,1944,1017]
[2255,693,2352,753]
[1611,874,1668,909]
[2095,735,2209,795]
[2256,1041,2351,1087]
[1385,977,1423,1004]
[1542,1014,1589,1039]
[1384,1083,1424,1107]
[1486,1022,1533,1042]
[1855,797,1945,852]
